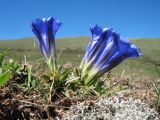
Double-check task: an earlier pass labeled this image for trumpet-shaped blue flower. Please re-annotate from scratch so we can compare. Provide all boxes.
[80,25,143,85]
[32,17,62,60]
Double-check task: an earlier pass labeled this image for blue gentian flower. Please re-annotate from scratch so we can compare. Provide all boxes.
[31,17,62,60]
[80,25,143,85]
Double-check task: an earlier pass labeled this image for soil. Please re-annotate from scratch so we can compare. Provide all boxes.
[0,73,159,120]
[0,83,75,120]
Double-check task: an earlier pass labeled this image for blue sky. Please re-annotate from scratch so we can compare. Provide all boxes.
[0,0,160,39]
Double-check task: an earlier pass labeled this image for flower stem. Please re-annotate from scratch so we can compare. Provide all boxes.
[47,57,57,74]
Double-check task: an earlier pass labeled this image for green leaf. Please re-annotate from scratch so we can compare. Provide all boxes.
[58,65,63,72]
[75,68,80,76]
[0,68,2,74]
[31,79,36,88]
[0,54,4,67]
[60,71,70,81]
[66,77,80,84]
[27,65,32,88]
[0,71,12,87]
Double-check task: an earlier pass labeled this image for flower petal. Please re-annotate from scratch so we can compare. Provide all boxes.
[31,17,62,59]
[85,25,103,62]
[81,25,143,83]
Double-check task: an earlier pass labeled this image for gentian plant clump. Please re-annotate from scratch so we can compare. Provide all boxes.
[79,25,143,91]
[31,17,143,98]
[32,17,71,103]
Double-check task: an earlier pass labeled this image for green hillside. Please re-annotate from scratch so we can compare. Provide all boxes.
[0,37,160,80]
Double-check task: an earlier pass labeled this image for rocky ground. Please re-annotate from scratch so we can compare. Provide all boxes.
[0,75,160,120]
[62,92,160,120]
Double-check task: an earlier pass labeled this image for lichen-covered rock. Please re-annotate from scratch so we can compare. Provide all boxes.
[62,92,160,120]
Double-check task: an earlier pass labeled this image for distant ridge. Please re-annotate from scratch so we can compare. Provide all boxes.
[0,36,90,41]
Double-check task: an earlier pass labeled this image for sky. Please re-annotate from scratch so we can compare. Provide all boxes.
[0,0,160,40]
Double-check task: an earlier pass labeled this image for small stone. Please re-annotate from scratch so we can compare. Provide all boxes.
[147,114,156,120]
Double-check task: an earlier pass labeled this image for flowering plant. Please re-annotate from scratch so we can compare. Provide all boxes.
[32,17,71,103]
[80,25,143,87]
[32,18,143,97]
[32,17,62,74]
